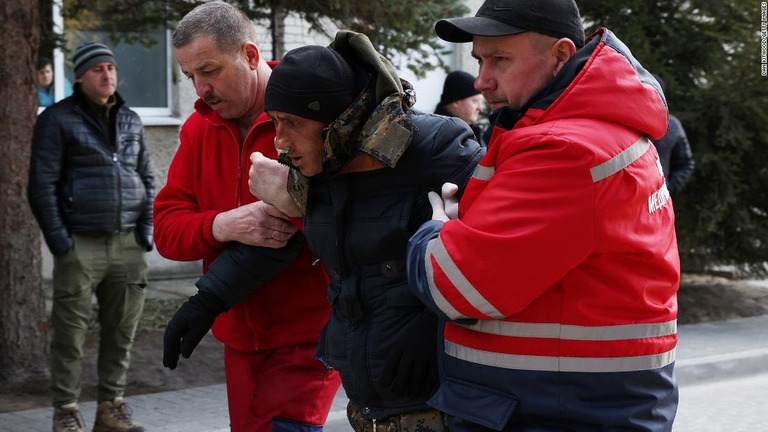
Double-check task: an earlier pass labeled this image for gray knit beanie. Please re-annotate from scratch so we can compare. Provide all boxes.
[73,42,116,78]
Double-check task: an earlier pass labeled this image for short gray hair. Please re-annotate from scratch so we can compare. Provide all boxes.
[173,1,258,54]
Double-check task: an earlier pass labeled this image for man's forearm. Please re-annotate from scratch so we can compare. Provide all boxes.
[196,232,306,308]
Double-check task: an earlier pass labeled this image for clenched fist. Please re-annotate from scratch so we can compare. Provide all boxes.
[249,152,302,217]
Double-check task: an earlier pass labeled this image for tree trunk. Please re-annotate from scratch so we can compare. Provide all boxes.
[0,0,48,385]
[269,2,286,61]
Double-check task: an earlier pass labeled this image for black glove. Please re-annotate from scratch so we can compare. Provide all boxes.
[163,291,228,370]
[379,310,440,399]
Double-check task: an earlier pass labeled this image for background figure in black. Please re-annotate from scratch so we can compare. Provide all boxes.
[652,73,695,193]
[435,70,488,146]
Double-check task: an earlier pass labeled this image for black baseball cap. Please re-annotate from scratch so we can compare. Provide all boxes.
[435,0,585,48]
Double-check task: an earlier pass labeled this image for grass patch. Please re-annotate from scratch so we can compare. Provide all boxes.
[137,298,186,332]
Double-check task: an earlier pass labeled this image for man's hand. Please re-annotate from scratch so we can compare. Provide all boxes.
[248,152,302,217]
[211,201,297,248]
[428,182,459,222]
[163,292,226,370]
[441,182,459,220]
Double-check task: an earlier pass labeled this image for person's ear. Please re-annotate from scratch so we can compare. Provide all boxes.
[552,38,576,76]
[243,42,260,70]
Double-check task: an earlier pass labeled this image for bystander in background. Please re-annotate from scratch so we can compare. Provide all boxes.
[28,42,154,432]
[36,56,72,108]
[652,73,695,193]
[435,70,488,146]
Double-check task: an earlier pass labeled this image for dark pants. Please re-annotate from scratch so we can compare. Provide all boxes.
[50,232,148,407]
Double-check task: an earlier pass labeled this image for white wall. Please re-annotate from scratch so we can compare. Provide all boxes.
[395,0,483,113]
[396,60,449,114]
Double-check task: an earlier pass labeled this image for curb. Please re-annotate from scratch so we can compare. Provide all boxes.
[676,347,768,386]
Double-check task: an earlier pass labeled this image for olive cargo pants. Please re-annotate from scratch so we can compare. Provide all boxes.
[50,232,148,407]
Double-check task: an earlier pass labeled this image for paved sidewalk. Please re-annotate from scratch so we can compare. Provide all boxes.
[4,280,768,431]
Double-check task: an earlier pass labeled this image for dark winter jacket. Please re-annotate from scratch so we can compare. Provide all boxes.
[306,109,480,419]
[28,84,154,256]
[652,114,694,193]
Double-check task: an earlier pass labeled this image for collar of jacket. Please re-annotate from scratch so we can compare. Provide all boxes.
[72,82,124,112]
[285,30,418,214]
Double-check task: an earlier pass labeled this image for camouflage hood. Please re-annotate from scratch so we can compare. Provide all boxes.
[284,30,418,214]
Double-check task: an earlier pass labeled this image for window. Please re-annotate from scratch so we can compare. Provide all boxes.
[45,0,175,120]
[64,30,173,117]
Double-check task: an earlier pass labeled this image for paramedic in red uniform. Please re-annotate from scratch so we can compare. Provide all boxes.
[153,2,340,431]
[406,0,680,431]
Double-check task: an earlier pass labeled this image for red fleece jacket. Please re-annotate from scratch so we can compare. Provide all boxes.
[154,100,330,352]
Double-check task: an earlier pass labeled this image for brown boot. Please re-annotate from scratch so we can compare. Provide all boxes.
[92,398,144,432]
[53,403,85,432]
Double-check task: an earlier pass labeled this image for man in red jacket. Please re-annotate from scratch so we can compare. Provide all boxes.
[407,0,680,430]
[153,2,340,431]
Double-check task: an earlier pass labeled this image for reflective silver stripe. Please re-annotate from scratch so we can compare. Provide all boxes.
[425,238,463,320]
[429,236,504,319]
[590,136,651,182]
[446,340,676,373]
[460,320,677,341]
[472,164,495,181]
